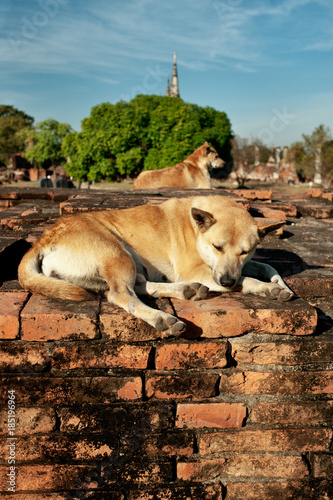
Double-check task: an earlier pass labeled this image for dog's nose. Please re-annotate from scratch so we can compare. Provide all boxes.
[220,277,237,288]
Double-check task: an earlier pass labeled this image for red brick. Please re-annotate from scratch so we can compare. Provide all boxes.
[145,373,219,399]
[200,428,332,454]
[231,338,333,365]
[0,376,142,404]
[228,189,272,200]
[60,403,174,434]
[285,275,333,298]
[0,408,56,435]
[177,455,308,480]
[141,431,194,456]
[252,205,287,221]
[0,465,99,492]
[52,343,151,370]
[226,480,333,500]
[128,484,223,500]
[102,461,173,485]
[0,343,50,372]
[307,188,333,202]
[250,401,333,426]
[155,341,228,370]
[171,295,317,337]
[219,370,333,395]
[20,295,99,341]
[100,298,174,342]
[0,191,20,200]
[0,292,28,339]
[0,434,117,462]
[176,403,246,429]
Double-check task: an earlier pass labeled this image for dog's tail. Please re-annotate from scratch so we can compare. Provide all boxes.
[18,245,93,301]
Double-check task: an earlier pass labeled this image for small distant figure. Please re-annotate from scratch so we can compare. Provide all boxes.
[39,176,53,188]
[55,176,69,188]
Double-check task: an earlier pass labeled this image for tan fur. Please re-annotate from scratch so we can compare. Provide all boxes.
[18,195,294,337]
[132,142,224,190]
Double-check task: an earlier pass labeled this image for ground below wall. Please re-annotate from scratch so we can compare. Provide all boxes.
[0,187,332,499]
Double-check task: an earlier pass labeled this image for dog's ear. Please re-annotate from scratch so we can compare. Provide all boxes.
[204,143,212,156]
[256,219,285,239]
[191,207,216,232]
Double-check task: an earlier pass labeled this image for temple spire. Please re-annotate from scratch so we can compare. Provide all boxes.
[166,52,180,98]
[166,76,170,96]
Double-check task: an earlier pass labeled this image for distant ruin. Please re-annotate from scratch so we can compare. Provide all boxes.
[231,145,299,184]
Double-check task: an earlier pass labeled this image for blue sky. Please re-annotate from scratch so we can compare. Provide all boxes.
[1,0,332,147]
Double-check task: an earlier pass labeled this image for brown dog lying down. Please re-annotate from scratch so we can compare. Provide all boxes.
[18,195,294,337]
[132,142,224,190]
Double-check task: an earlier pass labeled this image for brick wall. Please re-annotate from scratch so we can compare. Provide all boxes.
[0,188,332,499]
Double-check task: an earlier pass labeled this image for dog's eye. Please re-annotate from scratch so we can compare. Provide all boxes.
[240,250,249,256]
[213,244,224,252]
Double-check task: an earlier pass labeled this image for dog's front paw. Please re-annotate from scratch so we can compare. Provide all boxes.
[155,314,186,337]
[183,282,209,301]
[264,282,294,301]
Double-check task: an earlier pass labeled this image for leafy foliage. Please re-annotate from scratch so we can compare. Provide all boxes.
[0,105,34,164]
[24,119,73,169]
[291,124,332,186]
[62,95,233,182]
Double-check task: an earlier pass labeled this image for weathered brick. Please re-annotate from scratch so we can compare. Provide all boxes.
[177,455,308,480]
[176,403,246,429]
[128,484,223,500]
[252,205,287,221]
[52,343,151,370]
[285,275,333,298]
[4,494,125,500]
[313,454,333,478]
[228,189,272,200]
[0,408,56,435]
[219,370,333,395]
[102,460,173,485]
[0,376,142,404]
[0,343,50,372]
[0,434,118,462]
[140,431,194,456]
[145,373,219,399]
[0,464,99,492]
[231,338,333,366]
[0,291,28,339]
[20,295,99,341]
[60,404,174,434]
[100,298,175,342]
[200,428,332,454]
[226,480,333,500]
[171,295,317,337]
[155,341,228,370]
[250,401,333,426]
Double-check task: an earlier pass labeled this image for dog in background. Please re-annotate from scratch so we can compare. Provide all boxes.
[18,195,294,337]
[132,142,224,190]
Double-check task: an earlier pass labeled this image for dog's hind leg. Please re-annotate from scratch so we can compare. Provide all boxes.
[103,266,186,337]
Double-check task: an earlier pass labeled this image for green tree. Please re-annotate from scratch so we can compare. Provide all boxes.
[62,95,233,183]
[25,119,73,169]
[321,140,333,188]
[289,141,310,181]
[0,105,34,164]
[302,124,332,183]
